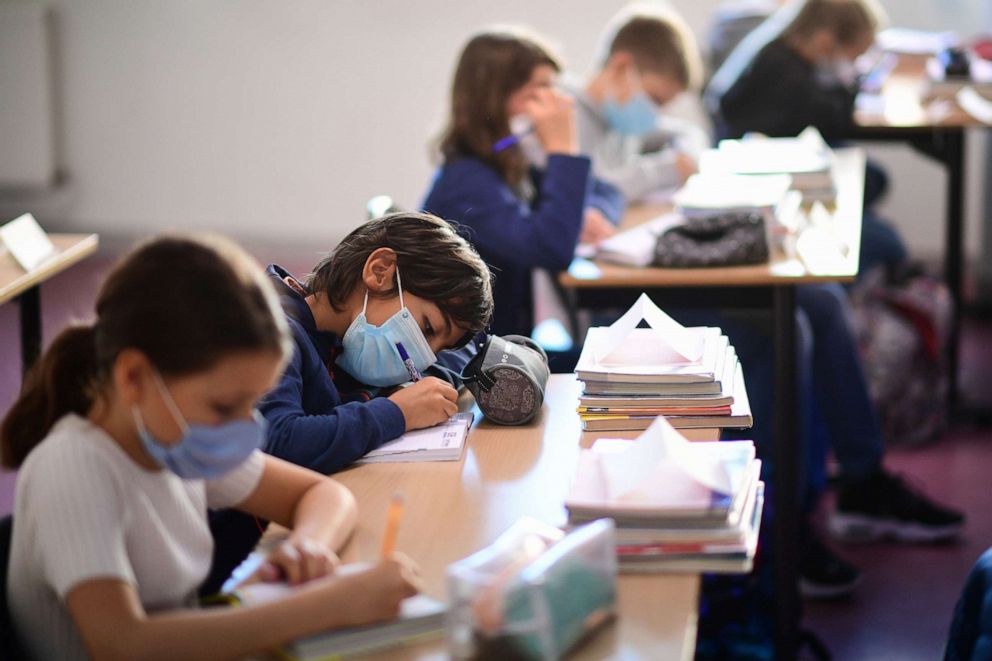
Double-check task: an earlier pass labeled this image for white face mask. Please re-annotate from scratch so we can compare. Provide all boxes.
[508,115,547,169]
[816,56,859,87]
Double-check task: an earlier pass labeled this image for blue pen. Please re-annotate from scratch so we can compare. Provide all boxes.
[492,126,534,154]
[395,342,422,382]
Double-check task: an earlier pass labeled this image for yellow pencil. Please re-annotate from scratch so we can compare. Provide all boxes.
[381,493,405,558]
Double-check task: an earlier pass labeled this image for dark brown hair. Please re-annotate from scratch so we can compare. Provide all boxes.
[603,8,704,90]
[438,29,561,185]
[306,212,493,347]
[782,0,885,47]
[1,234,292,468]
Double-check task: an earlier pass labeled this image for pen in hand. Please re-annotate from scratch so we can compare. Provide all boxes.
[381,493,405,559]
[395,342,422,383]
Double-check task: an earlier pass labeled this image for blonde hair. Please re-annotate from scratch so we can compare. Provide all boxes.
[596,3,704,90]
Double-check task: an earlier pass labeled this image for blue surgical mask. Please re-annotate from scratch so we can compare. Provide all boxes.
[132,370,266,479]
[603,91,659,136]
[336,268,438,387]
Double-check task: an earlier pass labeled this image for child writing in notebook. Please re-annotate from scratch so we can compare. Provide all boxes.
[422,28,625,338]
[1,235,420,661]
[203,211,493,593]
[560,4,708,203]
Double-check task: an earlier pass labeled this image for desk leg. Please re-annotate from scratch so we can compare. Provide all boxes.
[941,129,965,411]
[773,285,800,660]
[18,286,42,377]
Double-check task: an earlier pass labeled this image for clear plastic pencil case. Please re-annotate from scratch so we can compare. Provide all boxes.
[446,517,617,660]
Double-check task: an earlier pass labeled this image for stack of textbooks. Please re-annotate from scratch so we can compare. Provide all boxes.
[575,294,752,432]
[565,416,764,573]
[698,126,836,203]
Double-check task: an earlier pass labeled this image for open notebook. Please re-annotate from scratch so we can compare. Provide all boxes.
[228,564,446,660]
[357,411,473,463]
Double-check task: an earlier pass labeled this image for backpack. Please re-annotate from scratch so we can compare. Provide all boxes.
[849,269,953,446]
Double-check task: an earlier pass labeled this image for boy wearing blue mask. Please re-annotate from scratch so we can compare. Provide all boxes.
[260,212,492,473]
[560,6,709,203]
[204,212,493,593]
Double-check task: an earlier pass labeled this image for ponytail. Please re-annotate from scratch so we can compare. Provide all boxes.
[1,233,292,469]
[1,325,100,468]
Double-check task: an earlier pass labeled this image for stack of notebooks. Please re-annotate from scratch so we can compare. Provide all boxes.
[575,294,752,432]
[698,126,837,203]
[566,416,764,573]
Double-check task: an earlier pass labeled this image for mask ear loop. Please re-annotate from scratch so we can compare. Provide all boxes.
[150,369,191,435]
[395,266,405,309]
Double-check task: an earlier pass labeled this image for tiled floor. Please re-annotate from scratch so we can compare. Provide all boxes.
[0,249,989,660]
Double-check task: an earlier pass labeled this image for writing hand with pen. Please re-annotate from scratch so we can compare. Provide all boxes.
[388,342,458,431]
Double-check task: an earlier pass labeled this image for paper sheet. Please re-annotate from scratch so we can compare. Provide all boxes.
[593,293,703,364]
[596,416,733,501]
[957,87,992,125]
[0,213,55,271]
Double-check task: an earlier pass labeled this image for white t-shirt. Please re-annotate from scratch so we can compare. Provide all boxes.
[8,413,265,661]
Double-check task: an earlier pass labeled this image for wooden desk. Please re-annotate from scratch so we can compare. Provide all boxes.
[855,51,989,409]
[557,148,865,658]
[0,233,99,375]
[330,374,713,661]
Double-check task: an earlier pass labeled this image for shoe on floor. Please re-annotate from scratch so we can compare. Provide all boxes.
[799,529,862,600]
[829,468,965,543]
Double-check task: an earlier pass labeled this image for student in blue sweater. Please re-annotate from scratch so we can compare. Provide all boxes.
[204,212,493,593]
[422,28,625,339]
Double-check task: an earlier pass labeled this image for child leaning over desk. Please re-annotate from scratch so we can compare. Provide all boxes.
[1,235,421,661]
[560,3,708,203]
[422,28,625,339]
[203,212,494,594]
[707,0,906,275]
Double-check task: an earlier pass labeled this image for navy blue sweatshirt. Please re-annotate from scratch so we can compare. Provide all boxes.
[717,38,858,141]
[203,265,476,594]
[259,265,406,474]
[422,153,624,337]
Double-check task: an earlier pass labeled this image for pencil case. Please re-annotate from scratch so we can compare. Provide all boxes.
[446,517,616,660]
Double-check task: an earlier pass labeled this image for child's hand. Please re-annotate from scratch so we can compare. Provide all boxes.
[675,151,698,184]
[525,88,577,156]
[580,208,617,246]
[254,537,340,586]
[388,376,458,431]
[336,555,423,627]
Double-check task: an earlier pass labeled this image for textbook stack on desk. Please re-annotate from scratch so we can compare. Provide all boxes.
[698,127,836,203]
[566,416,763,574]
[574,294,752,432]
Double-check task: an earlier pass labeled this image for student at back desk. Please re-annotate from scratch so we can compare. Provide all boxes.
[708,0,905,275]
[422,28,625,343]
[560,4,706,204]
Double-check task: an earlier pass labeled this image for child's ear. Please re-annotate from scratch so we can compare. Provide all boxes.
[114,349,154,406]
[361,247,399,293]
[605,51,635,79]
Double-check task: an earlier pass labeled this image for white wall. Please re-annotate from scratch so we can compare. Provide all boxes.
[5,0,988,259]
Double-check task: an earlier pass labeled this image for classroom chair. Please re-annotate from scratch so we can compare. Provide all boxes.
[0,514,25,659]
[945,547,992,661]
